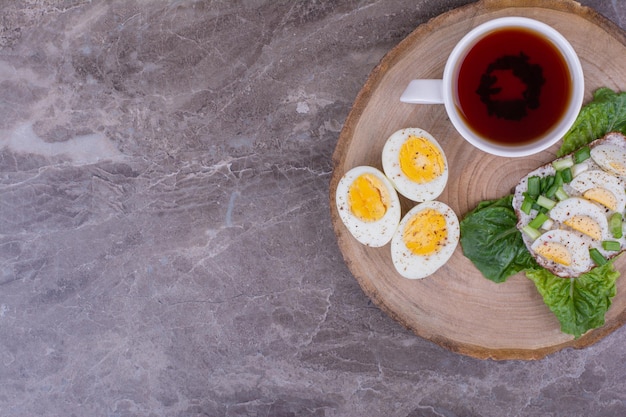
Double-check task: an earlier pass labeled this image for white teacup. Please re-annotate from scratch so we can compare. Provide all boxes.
[401,17,584,157]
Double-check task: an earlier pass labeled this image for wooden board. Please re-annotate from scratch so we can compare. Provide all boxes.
[329,0,626,360]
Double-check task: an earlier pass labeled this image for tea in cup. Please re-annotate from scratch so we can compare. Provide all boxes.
[401,17,584,157]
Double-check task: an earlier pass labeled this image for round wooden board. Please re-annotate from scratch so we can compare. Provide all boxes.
[330,0,626,360]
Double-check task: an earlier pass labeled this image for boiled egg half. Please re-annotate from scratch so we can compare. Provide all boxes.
[382,128,449,202]
[568,169,626,213]
[530,229,594,276]
[390,201,459,279]
[335,165,401,247]
[549,197,610,241]
[591,143,626,177]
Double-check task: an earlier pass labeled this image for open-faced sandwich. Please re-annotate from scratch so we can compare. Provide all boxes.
[459,88,626,338]
[513,132,626,278]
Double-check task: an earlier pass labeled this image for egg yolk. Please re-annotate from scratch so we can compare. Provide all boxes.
[534,242,572,266]
[399,136,445,184]
[348,174,390,222]
[402,208,447,255]
[583,187,618,211]
[609,160,626,176]
[564,215,602,240]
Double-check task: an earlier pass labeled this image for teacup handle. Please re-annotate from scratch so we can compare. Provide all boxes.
[400,79,444,104]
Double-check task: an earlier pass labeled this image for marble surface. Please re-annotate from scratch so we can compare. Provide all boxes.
[2,1,626,416]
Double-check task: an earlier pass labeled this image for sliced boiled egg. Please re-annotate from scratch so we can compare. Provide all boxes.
[335,165,401,247]
[568,169,626,213]
[549,197,609,241]
[591,143,626,177]
[531,229,594,276]
[390,201,459,279]
[382,128,448,202]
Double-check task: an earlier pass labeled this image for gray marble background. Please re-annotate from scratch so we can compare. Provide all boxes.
[2,1,626,416]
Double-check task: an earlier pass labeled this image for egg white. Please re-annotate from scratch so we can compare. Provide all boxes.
[335,165,401,247]
[381,128,449,202]
[390,201,459,279]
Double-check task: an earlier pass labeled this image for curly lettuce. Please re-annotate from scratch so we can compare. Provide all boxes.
[526,262,619,338]
[558,87,626,156]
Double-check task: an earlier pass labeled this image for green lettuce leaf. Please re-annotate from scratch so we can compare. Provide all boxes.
[526,262,619,338]
[558,87,626,156]
[460,195,538,283]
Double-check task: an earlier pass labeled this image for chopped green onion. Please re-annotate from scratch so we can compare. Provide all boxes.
[522,225,542,240]
[555,186,569,201]
[553,171,564,187]
[574,146,591,164]
[540,175,555,194]
[590,248,608,266]
[602,240,621,251]
[610,212,623,239]
[559,167,573,183]
[536,195,556,210]
[529,212,549,229]
[527,176,540,197]
[544,184,558,198]
[541,218,554,230]
[521,195,534,214]
[571,163,589,178]
[552,155,574,171]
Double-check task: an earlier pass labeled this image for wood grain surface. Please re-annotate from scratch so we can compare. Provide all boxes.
[329,0,626,360]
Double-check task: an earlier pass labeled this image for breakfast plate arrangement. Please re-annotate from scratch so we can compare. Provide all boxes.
[329,0,626,360]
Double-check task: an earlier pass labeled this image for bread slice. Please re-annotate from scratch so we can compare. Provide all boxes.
[512,132,626,277]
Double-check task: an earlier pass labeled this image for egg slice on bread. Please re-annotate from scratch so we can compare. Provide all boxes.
[512,132,626,278]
